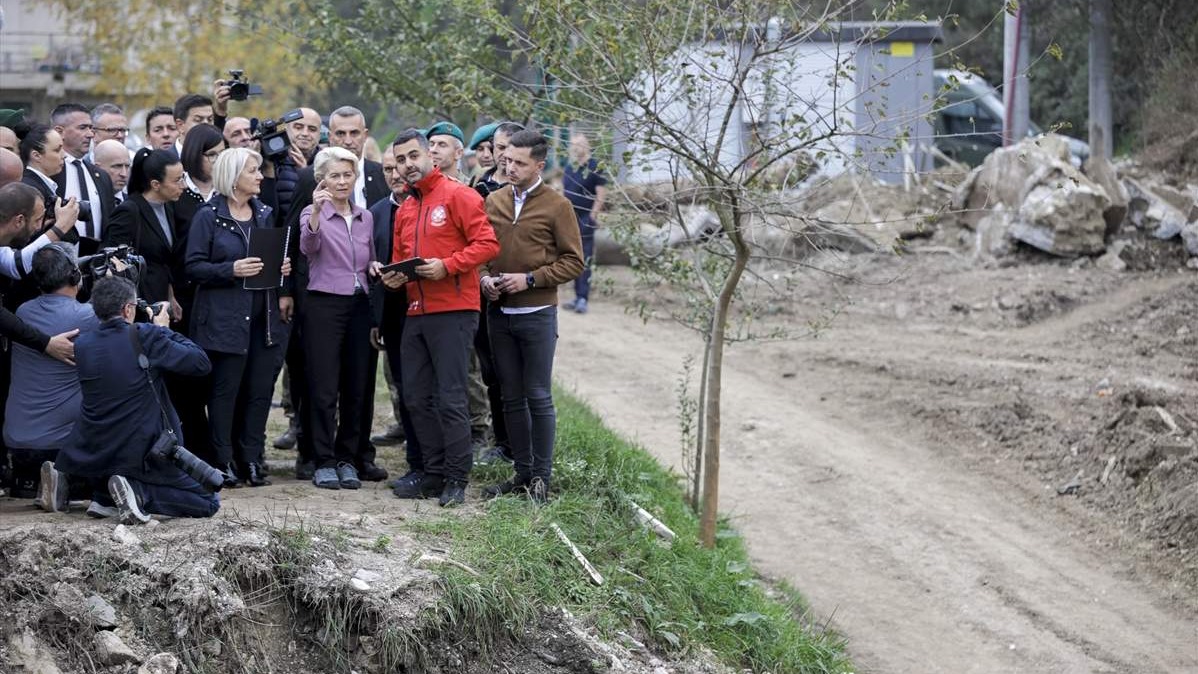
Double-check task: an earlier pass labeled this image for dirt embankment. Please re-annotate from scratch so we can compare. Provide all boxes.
[554,256,1198,674]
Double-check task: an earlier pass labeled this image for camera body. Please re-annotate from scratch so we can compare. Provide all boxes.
[76,200,93,223]
[252,108,304,162]
[226,69,264,102]
[147,430,224,492]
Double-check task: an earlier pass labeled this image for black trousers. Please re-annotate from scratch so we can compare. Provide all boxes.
[285,286,316,465]
[206,323,286,466]
[475,295,509,448]
[401,310,477,482]
[304,292,373,469]
[381,290,422,471]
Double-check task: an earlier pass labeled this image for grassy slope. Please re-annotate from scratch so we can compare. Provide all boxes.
[412,389,852,674]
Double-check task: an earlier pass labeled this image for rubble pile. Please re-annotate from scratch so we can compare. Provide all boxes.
[951,134,1198,265]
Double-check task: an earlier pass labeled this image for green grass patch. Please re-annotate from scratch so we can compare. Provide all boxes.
[411,388,851,673]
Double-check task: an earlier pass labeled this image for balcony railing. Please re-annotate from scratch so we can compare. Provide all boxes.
[0,31,100,76]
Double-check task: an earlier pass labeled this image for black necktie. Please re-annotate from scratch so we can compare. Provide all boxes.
[72,159,96,239]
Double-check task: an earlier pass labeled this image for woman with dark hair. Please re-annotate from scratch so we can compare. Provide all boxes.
[186,147,291,488]
[103,148,184,307]
[18,124,69,234]
[174,123,224,233]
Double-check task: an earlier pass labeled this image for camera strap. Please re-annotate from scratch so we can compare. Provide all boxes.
[126,323,176,438]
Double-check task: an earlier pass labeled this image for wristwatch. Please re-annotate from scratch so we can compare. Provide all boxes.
[525,273,536,289]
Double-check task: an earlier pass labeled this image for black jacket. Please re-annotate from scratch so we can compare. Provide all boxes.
[55,319,211,484]
[284,159,388,304]
[185,194,289,354]
[53,157,116,243]
[367,194,408,330]
[103,194,180,304]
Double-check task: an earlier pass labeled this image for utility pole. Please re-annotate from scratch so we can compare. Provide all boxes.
[1002,2,1030,146]
[1089,0,1114,159]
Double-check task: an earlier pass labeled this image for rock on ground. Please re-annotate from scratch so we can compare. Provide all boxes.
[94,631,141,666]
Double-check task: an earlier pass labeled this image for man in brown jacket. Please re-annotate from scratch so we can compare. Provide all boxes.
[481,129,584,502]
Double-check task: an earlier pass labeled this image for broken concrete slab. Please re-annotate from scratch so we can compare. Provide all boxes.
[1083,154,1129,236]
[1125,178,1188,239]
[94,630,141,666]
[954,135,1112,257]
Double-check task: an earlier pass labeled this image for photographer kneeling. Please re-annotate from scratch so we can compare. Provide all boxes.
[52,276,219,523]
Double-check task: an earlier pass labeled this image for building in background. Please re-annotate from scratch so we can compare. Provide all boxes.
[0,0,101,120]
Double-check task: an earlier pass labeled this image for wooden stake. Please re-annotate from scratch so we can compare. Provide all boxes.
[551,523,604,586]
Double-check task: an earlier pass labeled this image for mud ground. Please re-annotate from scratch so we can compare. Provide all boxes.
[554,254,1198,674]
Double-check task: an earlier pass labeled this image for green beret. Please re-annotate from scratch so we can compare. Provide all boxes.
[425,121,464,144]
[0,109,26,128]
[468,122,500,150]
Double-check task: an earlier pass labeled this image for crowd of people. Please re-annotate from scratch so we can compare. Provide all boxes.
[0,83,609,524]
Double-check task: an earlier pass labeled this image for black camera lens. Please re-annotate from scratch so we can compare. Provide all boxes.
[76,200,93,222]
[229,82,248,101]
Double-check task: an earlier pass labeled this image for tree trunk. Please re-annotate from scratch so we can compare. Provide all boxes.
[691,329,710,513]
[698,209,752,549]
[1089,0,1114,159]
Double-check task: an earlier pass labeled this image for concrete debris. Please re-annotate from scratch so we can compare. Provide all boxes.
[353,568,383,584]
[1125,178,1189,240]
[349,577,371,592]
[1084,154,1130,236]
[1056,469,1084,496]
[9,630,63,674]
[956,135,1111,257]
[137,653,180,674]
[84,594,119,629]
[94,630,141,665]
[112,524,141,547]
[1095,240,1129,271]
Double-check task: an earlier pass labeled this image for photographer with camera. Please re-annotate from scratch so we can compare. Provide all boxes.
[5,245,98,507]
[52,275,218,524]
[186,147,291,489]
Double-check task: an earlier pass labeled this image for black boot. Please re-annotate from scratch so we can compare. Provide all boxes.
[219,463,242,489]
[244,462,271,487]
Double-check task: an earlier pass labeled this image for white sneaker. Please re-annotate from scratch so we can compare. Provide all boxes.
[107,475,150,525]
[86,501,119,519]
[37,461,69,513]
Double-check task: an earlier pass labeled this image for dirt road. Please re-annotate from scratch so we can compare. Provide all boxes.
[553,265,1198,674]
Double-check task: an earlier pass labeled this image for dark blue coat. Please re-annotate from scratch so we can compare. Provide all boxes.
[185,194,289,354]
[56,318,211,485]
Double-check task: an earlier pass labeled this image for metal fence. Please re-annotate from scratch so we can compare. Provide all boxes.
[0,31,100,75]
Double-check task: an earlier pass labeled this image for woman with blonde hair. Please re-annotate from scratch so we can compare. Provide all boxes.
[185,147,291,488]
[299,146,377,490]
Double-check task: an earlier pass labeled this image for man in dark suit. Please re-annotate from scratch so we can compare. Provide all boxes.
[50,103,116,254]
[282,105,388,482]
[369,145,422,491]
[52,276,217,523]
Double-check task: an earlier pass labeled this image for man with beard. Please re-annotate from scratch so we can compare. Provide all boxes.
[383,129,498,506]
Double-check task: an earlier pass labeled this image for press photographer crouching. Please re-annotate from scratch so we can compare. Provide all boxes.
[5,244,96,504]
[50,276,220,523]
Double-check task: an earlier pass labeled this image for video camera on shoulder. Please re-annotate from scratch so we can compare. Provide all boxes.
[226,69,263,102]
[252,109,303,162]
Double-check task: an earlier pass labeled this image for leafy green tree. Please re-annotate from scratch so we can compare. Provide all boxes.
[46,0,320,118]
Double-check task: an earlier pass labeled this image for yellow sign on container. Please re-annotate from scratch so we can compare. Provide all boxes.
[890,41,915,57]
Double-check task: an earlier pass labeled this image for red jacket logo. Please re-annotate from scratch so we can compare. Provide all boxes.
[429,205,447,227]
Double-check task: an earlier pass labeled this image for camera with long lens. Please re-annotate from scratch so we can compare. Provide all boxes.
[226,69,264,102]
[252,109,303,162]
[147,431,224,492]
[77,245,145,282]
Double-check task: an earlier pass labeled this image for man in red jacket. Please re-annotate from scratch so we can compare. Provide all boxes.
[382,129,499,506]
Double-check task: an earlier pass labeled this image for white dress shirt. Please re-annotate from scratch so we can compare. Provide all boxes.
[63,154,105,238]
